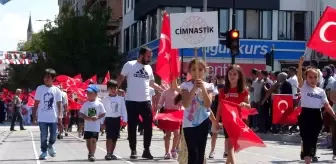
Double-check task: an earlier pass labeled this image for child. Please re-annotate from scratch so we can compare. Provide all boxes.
[79,84,106,161]
[102,80,127,160]
[32,68,63,160]
[180,58,216,164]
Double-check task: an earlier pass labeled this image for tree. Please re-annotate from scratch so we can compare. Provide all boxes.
[4,4,123,90]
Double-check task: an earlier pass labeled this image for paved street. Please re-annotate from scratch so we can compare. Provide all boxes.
[0,126,335,164]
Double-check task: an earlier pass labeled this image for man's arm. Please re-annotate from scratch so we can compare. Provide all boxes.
[57,101,62,118]
[117,75,126,88]
[150,80,164,93]
[32,100,40,121]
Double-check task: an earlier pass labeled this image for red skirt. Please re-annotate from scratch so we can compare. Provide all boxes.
[157,109,182,131]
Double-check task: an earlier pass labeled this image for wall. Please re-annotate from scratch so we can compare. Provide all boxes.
[108,0,123,20]
[280,0,309,11]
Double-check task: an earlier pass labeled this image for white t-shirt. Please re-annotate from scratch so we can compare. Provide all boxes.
[121,60,155,102]
[60,91,68,115]
[80,100,106,132]
[180,81,214,128]
[300,81,328,109]
[320,76,335,90]
[34,85,63,123]
[287,75,299,99]
[251,79,263,102]
[102,95,127,121]
[318,69,324,87]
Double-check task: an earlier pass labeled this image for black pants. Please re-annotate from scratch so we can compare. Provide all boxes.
[259,102,271,133]
[184,118,210,164]
[10,109,24,130]
[0,111,5,123]
[126,101,153,151]
[298,109,323,157]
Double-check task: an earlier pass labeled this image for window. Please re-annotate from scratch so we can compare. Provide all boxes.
[278,11,309,40]
[259,11,272,39]
[245,10,259,39]
[149,12,157,41]
[124,0,131,14]
[131,23,138,49]
[219,9,229,33]
[139,19,147,45]
[165,7,186,14]
[124,28,130,52]
[192,8,201,12]
[235,10,245,38]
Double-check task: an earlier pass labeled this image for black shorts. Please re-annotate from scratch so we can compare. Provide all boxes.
[105,117,121,141]
[84,131,99,140]
[78,118,85,124]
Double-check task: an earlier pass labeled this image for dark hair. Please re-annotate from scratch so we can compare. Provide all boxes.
[329,64,335,74]
[273,71,281,77]
[174,93,182,105]
[288,66,297,73]
[261,70,268,76]
[251,68,258,75]
[246,78,252,84]
[44,68,56,78]
[138,46,151,58]
[107,79,118,89]
[310,60,318,68]
[224,65,245,94]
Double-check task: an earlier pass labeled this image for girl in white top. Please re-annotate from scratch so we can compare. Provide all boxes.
[180,58,217,164]
[297,56,336,164]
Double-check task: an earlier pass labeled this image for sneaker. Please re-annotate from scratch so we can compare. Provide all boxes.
[88,155,96,162]
[142,150,154,159]
[171,150,178,159]
[130,150,137,159]
[209,151,215,158]
[111,154,118,160]
[223,152,228,158]
[47,147,56,157]
[164,153,171,159]
[333,155,336,160]
[65,132,68,137]
[312,156,318,162]
[39,152,47,160]
[105,154,112,160]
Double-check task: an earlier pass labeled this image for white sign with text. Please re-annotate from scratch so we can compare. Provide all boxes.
[96,84,108,99]
[170,11,219,49]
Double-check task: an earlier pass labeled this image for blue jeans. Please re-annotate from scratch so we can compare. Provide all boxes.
[39,122,57,153]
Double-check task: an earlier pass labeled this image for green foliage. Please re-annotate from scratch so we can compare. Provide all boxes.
[4,4,123,90]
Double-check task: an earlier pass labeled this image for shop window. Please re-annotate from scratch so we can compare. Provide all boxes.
[278,11,309,40]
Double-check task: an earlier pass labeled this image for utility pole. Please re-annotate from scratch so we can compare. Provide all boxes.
[203,0,207,62]
[231,0,236,64]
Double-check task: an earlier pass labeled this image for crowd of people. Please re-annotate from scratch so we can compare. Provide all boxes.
[3,46,336,164]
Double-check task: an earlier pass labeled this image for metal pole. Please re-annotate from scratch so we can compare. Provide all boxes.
[180,50,184,81]
[231,0,236,64]
[203,0,207,62]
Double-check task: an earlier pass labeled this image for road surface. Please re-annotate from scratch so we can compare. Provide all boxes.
[0,126,334,164]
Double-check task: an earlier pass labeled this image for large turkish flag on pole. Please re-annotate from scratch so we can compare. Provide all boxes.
[307,6,336,58]
[156,11,180,83]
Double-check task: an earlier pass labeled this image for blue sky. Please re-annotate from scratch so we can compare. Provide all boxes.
[0,0,59,51]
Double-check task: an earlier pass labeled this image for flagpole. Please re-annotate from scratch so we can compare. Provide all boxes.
[202,0,207,63]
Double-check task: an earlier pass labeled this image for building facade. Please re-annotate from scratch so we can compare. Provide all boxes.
[122,0,336,76]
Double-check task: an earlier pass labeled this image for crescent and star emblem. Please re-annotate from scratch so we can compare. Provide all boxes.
[319,21,336,43]
[231,111,237,123]
[278,100,288,114]
[158,34,171,55]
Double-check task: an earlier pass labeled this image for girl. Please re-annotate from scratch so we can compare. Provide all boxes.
[181,58,216,164]
[297,56,336,164]
[157,80,182,159]
[217,65,251,164]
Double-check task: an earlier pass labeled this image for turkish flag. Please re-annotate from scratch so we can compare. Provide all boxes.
[272,94,299,124]
[156,11,180,83]
[221,100,258,120]
[84,75,97,85]
[73,74,82,82]
[102,71,110,85]
[68,99,82,110]
[55,75,77,89]
[27,96,35,107]
[307,6,336,57]
[221,101,266,152]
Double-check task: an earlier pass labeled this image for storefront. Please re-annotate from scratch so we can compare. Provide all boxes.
[127,39,306,75]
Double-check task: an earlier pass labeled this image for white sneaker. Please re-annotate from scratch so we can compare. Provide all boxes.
[209,152,215,158]
[164,153,171,159]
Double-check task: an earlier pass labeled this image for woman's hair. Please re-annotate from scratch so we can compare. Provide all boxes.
[174,93,182,105]
[223,65,245,94]
[188,58,207,71]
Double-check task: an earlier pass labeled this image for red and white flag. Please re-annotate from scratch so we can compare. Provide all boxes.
[221,101,266,152]
[307,6,336,57]
[102,71,110,85]
[156,11,180,84]
[272,94,300,124]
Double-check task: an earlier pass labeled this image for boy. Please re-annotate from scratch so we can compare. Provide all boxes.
[79,84,106,161]
[102,80,127,160]
[32,68,63,160]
